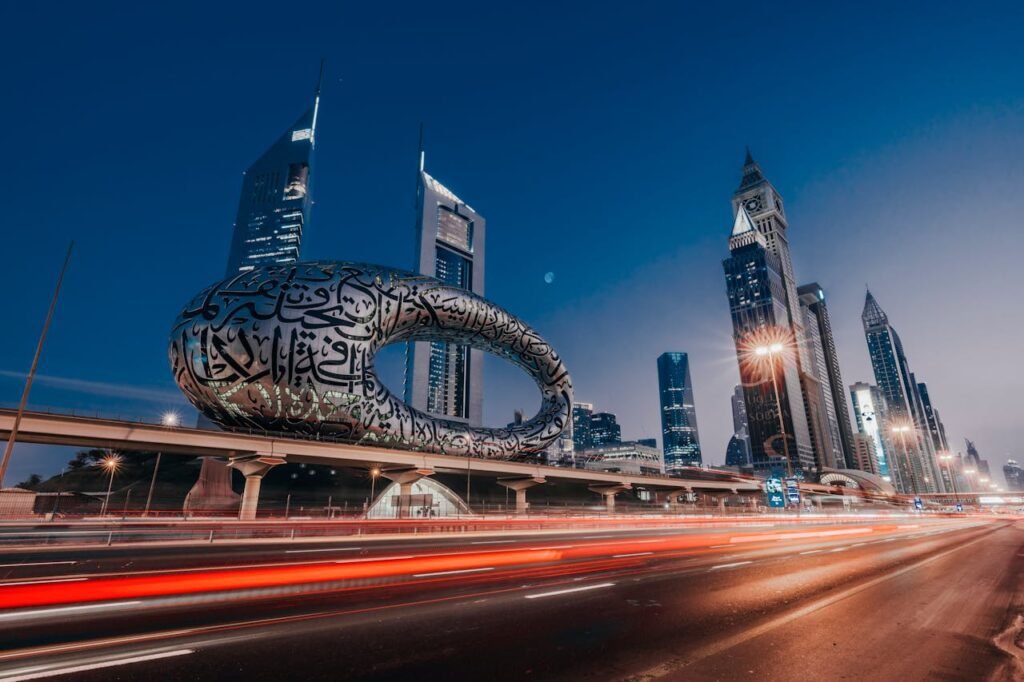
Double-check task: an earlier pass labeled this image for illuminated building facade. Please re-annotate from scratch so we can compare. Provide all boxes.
[405,150,486,425]
[723,204,814,475]
[657,352,702,471]
[224,85,320,276]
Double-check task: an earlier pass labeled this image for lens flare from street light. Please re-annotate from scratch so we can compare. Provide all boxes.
[101,454,122,471]
[162,411,181,427]
[737,326,796,383]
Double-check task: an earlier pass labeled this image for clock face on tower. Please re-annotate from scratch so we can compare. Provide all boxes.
[744,196,763,213]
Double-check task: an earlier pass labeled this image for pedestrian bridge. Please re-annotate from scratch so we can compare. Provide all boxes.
[0,409,762,519]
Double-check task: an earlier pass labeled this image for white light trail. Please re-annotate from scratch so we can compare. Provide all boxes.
[709,561,753,570]
[412,567,495,578]
[1,648,193,681]
[0,601,142,622]
[524,583,615,599]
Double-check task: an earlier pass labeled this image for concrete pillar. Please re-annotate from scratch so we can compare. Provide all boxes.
[240,475,263,521]
[228,454,287,521]
[381,467,434,518]
[588,483,631,514]
[497,476,545,514]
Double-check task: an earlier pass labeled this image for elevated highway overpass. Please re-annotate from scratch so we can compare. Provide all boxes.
[1,409,762,518]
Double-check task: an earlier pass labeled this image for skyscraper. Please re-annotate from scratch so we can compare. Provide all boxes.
[224,76,321,276]
[850,382,891,478]
[404,146,486,426]
[851,433,880,475]
[861,291,941,493]
[728,384,752,467]
[723,204,815,475]
[572,402,594,452]
[731,384,749,435]
[589,412,622,447]
[1003,460,1023,492]
[656,352,702,471]
[797,283,855,468]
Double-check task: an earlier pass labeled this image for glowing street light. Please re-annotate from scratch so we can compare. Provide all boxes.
[161,411,180,427]
[99,453,122,515]
[368,467,382,514]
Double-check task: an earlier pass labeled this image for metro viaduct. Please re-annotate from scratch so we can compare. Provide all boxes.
[1,410,762,519]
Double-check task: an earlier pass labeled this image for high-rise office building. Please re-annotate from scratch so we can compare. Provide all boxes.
[572,402,594,452]
[849,382,891,478]
[861,291,942,493]
[656,352,702,471]
[225,79,321,276]
[917,382,948,453]
[851,433,880,475]
[589,412,622,447]
[1003,460,1023,491]
[797,283,855,468]
[731,384,749,435]
[723,203,815,475]
[404,147,486,425]
[728,384,752,467]
[637,438,658,449]
[725,434,752,468]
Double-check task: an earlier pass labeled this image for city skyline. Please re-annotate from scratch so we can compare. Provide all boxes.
[3,3,1023,484]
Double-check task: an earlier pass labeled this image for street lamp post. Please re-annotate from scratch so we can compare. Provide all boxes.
[144,412,179,517]
[99,454,121,516]
[755,343,793,480]
[368,467,381,516]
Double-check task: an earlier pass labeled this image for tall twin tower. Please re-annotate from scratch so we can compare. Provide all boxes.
[723,151,855,478]
[223,76,484,429]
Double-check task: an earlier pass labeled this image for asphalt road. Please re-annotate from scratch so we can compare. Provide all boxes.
[0,518,1021,681]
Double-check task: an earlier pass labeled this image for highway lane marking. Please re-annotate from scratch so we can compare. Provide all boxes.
[799,549,823,555]
[0,562,76,569]
[830,546,850,553]
[0,577,87,587]
[412,567,495,578]
[630,524,1000,679]
[524,582,615,599]
[0,601,142,622]
[613,552,654,558]
[284,547,363,554]
[709,561,753,570]
[0,648,194,681]
[335,555,415,564]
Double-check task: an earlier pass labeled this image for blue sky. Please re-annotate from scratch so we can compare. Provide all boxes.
[2,1,1022,483]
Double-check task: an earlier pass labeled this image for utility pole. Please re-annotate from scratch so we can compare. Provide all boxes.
[0,243,73,488]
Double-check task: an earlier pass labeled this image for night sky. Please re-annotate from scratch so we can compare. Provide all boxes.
[2,1,1022,484]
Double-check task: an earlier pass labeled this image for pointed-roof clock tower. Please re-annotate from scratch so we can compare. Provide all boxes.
[731,150,810,370]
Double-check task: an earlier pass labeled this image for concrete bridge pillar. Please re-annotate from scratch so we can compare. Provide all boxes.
[588,483,632,513]
[228,454,287,521]
[381,467,435,518]
[498,476,546,514]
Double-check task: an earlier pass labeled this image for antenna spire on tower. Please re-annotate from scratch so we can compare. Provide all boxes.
[418,123,425,172]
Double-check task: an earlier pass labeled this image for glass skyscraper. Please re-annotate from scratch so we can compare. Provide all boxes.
[572,402,594,452]
[656,352,702,471]
[404,150,486,425]
[797,284,854,470]
[723,205,815,475]
[224,86,320,276]
[589,412,622,447]
[861,291,942,493]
